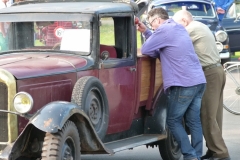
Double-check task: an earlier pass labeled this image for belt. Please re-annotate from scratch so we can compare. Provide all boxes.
[202,63,221,71]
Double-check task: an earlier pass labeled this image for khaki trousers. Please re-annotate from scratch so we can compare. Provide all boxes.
[201,66,229,158]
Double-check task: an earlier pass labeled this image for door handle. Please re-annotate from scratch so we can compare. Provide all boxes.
[129,67,136,72]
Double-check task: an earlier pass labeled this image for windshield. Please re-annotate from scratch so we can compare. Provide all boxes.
[154,2,215,18]
[0,20,91,55]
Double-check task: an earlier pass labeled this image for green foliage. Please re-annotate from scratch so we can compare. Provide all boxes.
[100,23,143,49]
[100,24,115,45]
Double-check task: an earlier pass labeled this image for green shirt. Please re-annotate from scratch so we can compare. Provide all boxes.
[186,21,220,67]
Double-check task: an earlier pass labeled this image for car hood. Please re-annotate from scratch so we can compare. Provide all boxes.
[194,18,219,31]
[0,52,88,79]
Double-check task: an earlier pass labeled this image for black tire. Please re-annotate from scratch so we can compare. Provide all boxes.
[41,120,80,160]
[71,76,109,139]
[158,129,181,160]
[223,65,240,115]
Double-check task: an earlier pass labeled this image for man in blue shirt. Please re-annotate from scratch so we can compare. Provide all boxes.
[137,7,206,160]
[213,0,234,21]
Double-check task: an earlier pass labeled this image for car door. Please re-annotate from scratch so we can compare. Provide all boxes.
[222,2,240,52]
[98,15,137,134]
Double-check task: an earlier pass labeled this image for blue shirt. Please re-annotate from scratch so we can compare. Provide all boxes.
[141,19,206,91]
[214,0,234,21]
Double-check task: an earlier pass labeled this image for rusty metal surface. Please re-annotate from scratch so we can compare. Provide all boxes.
[0,2,134,14]
[0,53,88,79]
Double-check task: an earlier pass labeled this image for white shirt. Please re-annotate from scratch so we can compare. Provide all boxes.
[0,0,11,9]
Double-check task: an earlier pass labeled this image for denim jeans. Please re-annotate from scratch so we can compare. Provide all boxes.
[166,84,206,160]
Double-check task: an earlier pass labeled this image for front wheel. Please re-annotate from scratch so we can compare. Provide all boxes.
[224,64,240,115]
[41,120,81,160]
[158,129,181,160]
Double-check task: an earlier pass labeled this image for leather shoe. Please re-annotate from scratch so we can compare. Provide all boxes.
[201,150,213,160]
[201,154,212,160]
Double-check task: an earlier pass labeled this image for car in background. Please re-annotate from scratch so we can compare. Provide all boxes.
[222,0,240,55]
[147,0,231,64]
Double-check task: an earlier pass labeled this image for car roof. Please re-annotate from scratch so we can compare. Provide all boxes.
[151,0,212,5]
[0,1,137,14]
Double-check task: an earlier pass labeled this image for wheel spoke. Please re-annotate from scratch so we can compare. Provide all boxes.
[224,64,240,115]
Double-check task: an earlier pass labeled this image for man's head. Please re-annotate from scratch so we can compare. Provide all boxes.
[147,7,169,30]
[172,10,193,27]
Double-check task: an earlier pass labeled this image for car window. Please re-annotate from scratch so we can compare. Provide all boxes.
[154,2,215,17]
[0,20,91,55]
[100,17,131,59]
[226,3,240,18]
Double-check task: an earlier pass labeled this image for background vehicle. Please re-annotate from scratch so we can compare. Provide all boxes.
[146,0,231,64]
[222,0,240,55]
[0,0,182,160]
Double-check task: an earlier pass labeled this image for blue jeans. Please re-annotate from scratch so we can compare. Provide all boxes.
[166,84,206,160]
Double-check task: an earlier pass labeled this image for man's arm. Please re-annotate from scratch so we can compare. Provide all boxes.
[141,27,167,58]
[221,0,234,10]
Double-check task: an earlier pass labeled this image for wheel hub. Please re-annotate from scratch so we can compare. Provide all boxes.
[62,143,73,160]
[89,100,101,125]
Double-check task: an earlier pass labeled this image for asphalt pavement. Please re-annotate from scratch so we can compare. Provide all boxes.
[221,108,240,160]
[82,108,240,160]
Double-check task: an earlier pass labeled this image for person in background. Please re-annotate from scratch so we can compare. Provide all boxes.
[173,10,231,160]
[137,7,206,160]
[213,0,234,22]
[0,0,11,51]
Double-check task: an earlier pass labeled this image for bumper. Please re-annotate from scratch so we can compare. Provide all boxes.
[220,51,230,59]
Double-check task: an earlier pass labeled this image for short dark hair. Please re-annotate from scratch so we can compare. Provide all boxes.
[147,8,169,21]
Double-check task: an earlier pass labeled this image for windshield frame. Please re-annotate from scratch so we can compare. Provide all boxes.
[153,1,216,18]
[0,13,93,55]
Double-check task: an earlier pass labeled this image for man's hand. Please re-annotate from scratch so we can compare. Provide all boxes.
[137,21,147,33]
[217,7,225,14]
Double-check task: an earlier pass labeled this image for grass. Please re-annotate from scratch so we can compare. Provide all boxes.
[231,52,240,59]
[35,40,45,46]
[100,23,143,49]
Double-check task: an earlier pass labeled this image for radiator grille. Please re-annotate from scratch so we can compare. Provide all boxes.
[0,82,8,145]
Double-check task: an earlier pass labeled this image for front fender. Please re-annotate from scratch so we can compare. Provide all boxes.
[30,101,88,133]
[2,101,113,160]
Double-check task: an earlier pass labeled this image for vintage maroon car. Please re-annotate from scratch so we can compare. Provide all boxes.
[0,0,183,160]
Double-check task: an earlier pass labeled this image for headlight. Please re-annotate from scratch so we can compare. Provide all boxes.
[215,30,228,42]
[13,92,33,114]
[216,42,223,52]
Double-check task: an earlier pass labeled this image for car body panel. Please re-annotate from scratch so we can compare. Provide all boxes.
[222,2,240,52]
[0,53,88,79]
[0,2,134,14]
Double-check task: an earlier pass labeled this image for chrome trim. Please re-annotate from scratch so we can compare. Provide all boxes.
[0,69,17,143]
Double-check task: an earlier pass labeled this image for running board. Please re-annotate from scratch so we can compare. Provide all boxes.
[104,134,167,153]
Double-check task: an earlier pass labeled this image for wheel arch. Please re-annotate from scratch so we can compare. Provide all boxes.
[144,86,167,134]
[8,101,112,159]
